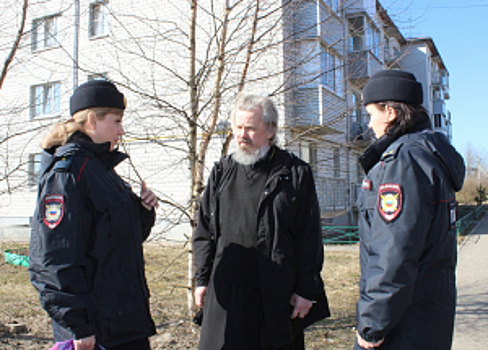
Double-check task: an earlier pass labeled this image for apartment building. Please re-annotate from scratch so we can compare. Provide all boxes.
[0,0,452,240]
[400,38,452,140]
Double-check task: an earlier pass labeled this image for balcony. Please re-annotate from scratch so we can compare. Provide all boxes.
[433,100,447,116]
[432,71,450,99]
[347,50,383,86]
[290,86,344,136]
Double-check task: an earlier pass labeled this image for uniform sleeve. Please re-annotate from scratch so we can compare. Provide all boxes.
[193,166,218,287]
[294,163,325,300]
[357,149,434,342]
[29,170,95,339]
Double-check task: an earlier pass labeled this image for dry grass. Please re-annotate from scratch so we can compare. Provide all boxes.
[0,241,359,349]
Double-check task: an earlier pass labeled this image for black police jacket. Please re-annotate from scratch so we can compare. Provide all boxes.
[29,131,156,347]
[193,146,329,348]
[355,120,465,350]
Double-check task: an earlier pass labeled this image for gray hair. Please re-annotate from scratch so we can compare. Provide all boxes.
[231,93,278,146]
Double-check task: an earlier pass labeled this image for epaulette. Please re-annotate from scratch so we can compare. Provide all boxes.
[381,143,404,161]
[52,156,73,172]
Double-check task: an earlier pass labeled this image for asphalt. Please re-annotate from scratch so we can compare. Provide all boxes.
[452,211,488,349]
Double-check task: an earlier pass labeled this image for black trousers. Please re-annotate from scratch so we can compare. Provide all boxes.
[271,329,305,350]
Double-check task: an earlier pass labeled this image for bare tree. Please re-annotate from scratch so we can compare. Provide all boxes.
[96,0,340,315]
[0,0,370,318]
[0,0,28,89]
[72,0,366,316]
[457,144,488,205]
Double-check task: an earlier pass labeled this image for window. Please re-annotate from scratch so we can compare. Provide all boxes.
[350,92,364,140]
[393,46,400,58]
[88,73,108,81]
[30,82,61,118]
[434,114,443,128]
[356,159,363,181]
[325,0,340,13]
[348,17,365,51]
[321,50,344,96]
[383,36,390,61]
[348,16,380,57]
[433,86,441,101]
[351,92,362,125]
[333,148,340,178]
[28,154,42,186]
[89,2,109,37]
[369,26,381,58]
[299,142,317,167]
[32,15,59,51]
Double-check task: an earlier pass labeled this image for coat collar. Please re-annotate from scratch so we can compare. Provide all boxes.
[359,114,432,174]
[55,130,128,169]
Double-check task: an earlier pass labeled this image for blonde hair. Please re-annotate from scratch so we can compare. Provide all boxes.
[41,107,123,149]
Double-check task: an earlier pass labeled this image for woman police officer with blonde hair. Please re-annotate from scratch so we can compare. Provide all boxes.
[30,80,158,350]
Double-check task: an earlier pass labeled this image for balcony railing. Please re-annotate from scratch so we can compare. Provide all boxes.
[349,121,373,142]
[347,50,383,84]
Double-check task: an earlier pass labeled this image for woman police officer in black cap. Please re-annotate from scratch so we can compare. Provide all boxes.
[354,70,465,350]
[29,80,158,350]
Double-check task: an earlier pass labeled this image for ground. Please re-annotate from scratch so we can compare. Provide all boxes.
[0,242,359,349]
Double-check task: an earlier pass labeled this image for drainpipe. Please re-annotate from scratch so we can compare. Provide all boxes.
[342,1,353,226]
[73,0,80,89]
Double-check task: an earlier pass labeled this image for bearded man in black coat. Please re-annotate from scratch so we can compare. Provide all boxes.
[193,93,330,350]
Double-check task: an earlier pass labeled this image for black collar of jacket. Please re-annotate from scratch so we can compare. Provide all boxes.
[58,130,128,169]
[359,114,432,174]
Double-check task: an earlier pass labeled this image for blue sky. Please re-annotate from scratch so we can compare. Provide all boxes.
[380,0,488,158]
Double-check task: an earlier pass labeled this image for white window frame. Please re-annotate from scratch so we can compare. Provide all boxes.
[88,73,108,81]
[299,142,317,165]
[32,15,59,51]
[89,1,109,38]
[368,25,381,58]
[348,15,381,58]
[321,50,344,96]
[28,153,42,186]
[30,82,61,119]
[325,0,340,14]
[333,148,340,178]
[351,92,363,125]
[383,35,390,61]
[348,16,365,51]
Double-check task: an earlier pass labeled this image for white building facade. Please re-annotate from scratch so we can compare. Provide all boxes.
[0,0,453,240]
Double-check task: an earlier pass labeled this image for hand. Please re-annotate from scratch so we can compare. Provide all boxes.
[74,335,96,350]
[290,293,313,319]
[140,181,159,210]
[357,332,384,349]
[194,286,208,308]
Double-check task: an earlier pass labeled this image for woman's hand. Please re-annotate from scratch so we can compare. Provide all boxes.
[141,181,159,210]
[74,335,96,350]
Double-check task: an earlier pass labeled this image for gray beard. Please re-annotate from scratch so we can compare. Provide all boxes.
[233,144,270,165]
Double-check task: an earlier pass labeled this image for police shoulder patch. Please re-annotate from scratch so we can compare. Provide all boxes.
[43,194,64,229]
[377,183,402,223]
